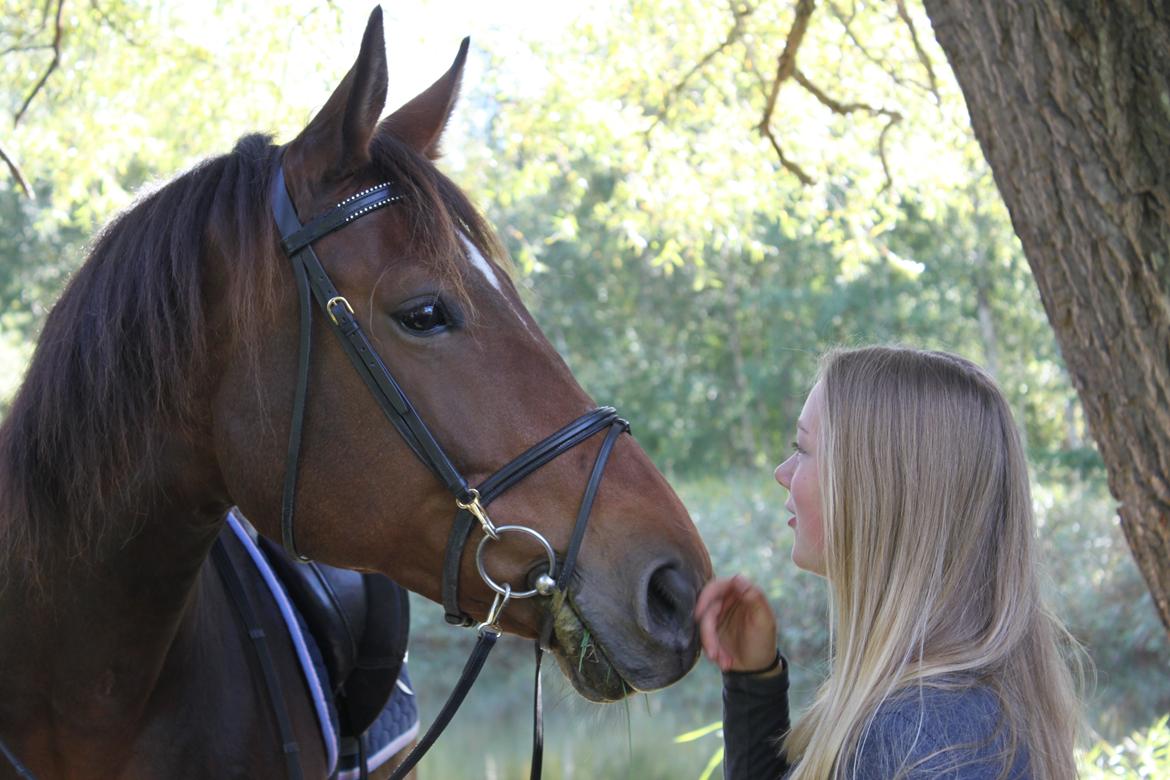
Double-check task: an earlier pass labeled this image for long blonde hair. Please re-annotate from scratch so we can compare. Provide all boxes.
[784,346,1082,779]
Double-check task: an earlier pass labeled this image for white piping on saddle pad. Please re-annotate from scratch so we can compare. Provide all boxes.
[336,720,421,780]
[226,510,339,775]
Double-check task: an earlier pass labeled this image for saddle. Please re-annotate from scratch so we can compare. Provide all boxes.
[257,535,411,738]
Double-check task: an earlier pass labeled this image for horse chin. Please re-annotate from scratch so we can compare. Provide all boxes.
[545,593,632,703]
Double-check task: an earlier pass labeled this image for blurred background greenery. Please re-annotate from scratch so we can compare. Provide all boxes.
[2,0,1167,776]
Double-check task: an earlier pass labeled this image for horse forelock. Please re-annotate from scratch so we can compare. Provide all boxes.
[0,130,510,590]
[367,133,512,316]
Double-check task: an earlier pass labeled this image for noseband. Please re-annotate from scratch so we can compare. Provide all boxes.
[0,160,628,780]
[271,160,628,778]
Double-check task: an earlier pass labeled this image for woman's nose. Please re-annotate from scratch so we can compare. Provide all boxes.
[774,456,793,488]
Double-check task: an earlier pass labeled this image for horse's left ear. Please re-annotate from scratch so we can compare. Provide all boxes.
[286,7,388,184]
[377,37,469,159]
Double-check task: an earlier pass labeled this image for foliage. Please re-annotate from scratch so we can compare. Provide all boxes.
[0,0,360,340]
[1079,716,1170,779]
[2,1,1167,776]
[670,715,1170,780]
[403,469,1169,778]
[458,0,1083,475]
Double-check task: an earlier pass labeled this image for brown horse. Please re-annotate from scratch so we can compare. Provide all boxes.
[0,7,710,780]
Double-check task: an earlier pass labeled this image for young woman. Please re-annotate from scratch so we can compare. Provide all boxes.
[695,346,1082,779]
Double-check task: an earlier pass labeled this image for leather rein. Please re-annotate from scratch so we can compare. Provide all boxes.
[0,161,627,780]
[270,160,628,780]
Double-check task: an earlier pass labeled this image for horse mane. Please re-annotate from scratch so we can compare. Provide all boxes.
[0,130,505,590]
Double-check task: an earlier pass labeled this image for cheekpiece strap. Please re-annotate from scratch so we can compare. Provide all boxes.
[270,161,471,560]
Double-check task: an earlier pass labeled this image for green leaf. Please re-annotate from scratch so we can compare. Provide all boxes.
[673,720,723,743]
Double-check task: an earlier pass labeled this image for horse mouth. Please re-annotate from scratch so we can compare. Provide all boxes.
[545,592,632,703]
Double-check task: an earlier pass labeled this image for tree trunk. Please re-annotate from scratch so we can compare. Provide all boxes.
[922,0,1170,638]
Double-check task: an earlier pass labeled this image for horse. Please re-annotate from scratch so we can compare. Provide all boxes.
[0,7,711,779]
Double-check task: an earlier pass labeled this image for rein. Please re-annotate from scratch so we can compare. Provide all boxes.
[270,161,629,779]
[0,161,628,780]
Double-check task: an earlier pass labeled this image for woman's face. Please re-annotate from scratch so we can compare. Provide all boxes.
[774,382,826,576]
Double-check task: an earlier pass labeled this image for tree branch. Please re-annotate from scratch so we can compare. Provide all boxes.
[894,0,941,104]
[0,138,34,199]
[793,68,902,191]
[648,1,754,135]
[826,0,935,95]
[90,0,139,46]
[0,43,55,57]
[876,114,900,194]
[762,128,815,185]
[15,0,66,127]
[759,0,817,182]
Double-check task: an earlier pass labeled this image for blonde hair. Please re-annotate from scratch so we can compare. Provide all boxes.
[784,346,1082,779]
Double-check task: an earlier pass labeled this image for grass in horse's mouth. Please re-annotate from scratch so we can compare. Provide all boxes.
[578,626,591,675]
[548,589,630,700]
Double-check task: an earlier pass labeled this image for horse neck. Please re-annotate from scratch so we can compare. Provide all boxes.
[0,400,231,771]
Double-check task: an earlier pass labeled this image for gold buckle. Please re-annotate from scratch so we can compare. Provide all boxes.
[456,489,498,539]
[326,296,354,325]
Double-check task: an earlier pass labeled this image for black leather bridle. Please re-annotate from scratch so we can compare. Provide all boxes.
[270,160,629,779]
[0,162,628,780]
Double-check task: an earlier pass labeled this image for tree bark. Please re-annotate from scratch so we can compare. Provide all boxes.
[922,0,1170,637]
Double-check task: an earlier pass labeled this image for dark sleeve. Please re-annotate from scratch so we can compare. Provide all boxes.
[722,653,792,780]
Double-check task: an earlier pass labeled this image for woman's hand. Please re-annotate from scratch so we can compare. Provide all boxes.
[694,575,779,673]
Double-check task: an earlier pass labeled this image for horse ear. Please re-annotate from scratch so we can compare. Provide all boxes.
[287,7,388,183]
[377,37,469,159]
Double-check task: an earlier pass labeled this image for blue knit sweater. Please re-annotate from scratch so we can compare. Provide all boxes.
[722,657,1030,779]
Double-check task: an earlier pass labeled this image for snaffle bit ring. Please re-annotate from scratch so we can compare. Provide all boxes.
[475,525,557,599]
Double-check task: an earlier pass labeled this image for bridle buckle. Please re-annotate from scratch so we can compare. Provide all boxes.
[456,489,498,539]
[326,295,353,325]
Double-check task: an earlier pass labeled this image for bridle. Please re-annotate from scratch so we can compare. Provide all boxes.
[271,159,629,779]
[0,160,628,780]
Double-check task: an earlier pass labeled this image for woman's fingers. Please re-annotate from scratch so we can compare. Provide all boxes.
[697,595,725,664]
[695,576,737,618]
[695,575,777,672]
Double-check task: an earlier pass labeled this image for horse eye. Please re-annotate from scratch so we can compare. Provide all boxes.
[396,299,450,335]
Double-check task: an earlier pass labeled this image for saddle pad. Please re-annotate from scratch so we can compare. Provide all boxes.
[335,669,420,780]
[225,511,420,778]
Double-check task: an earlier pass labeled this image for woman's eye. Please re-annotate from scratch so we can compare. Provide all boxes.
[396,299,450,334]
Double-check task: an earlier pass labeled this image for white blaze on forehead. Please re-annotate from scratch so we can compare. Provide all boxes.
[460,234,502,293]
[459,233,538,338]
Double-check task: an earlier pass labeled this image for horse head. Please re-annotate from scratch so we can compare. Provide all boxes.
[209,8,711,702]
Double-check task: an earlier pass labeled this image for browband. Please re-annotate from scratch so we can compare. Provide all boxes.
[268,162,628,624]
[263,155,630,780]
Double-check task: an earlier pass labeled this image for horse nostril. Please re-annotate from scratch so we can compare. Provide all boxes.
[642,563,697,641]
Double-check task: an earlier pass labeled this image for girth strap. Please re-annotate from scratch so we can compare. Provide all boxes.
[211,537,305,780]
